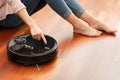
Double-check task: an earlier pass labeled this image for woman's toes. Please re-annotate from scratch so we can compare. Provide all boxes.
[105,27,117,33]
[90,21,117,34]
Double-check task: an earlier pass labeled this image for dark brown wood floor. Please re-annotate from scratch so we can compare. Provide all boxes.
[0,0,120,80]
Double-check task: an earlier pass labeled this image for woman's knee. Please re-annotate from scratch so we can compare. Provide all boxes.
[0,15,23,28]
[21,0,47,15]
[65,0,85,18]
[45,0,72,19]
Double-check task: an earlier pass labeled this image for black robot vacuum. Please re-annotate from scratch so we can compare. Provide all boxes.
[7,34,58,65]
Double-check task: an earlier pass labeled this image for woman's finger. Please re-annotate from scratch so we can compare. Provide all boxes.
[36,33,41,40]
[41,34,47,44]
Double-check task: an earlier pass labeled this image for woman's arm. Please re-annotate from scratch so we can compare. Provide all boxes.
[17,8,47,44]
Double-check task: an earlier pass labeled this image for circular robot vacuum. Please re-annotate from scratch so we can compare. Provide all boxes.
[7,34,58,65]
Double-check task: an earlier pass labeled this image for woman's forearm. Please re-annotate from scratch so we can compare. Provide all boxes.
[17,8,47,44]
[17,8,36,28]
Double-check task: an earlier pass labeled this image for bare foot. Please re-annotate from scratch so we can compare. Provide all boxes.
[90,20,117,34]
[66,13,102,36]
[73,19,102,37]
[73,26,102,37]
[80,10,117,34]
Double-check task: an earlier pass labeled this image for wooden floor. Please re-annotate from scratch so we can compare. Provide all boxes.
[0,0,120,80]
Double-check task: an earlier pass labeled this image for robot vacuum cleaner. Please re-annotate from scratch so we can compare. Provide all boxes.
[7,34,58,65]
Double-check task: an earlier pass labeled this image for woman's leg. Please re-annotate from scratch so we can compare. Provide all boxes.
[45,0,102,36]
[64,0,117,33]
[0,0,44,28]
[32,0,47,13]
[80,10,117,33]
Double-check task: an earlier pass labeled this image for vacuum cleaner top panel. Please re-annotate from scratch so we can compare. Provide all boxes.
[8,34,57,57]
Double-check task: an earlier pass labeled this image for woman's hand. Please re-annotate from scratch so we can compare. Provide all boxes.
[17,8,47,44]
[29,23,47,44]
